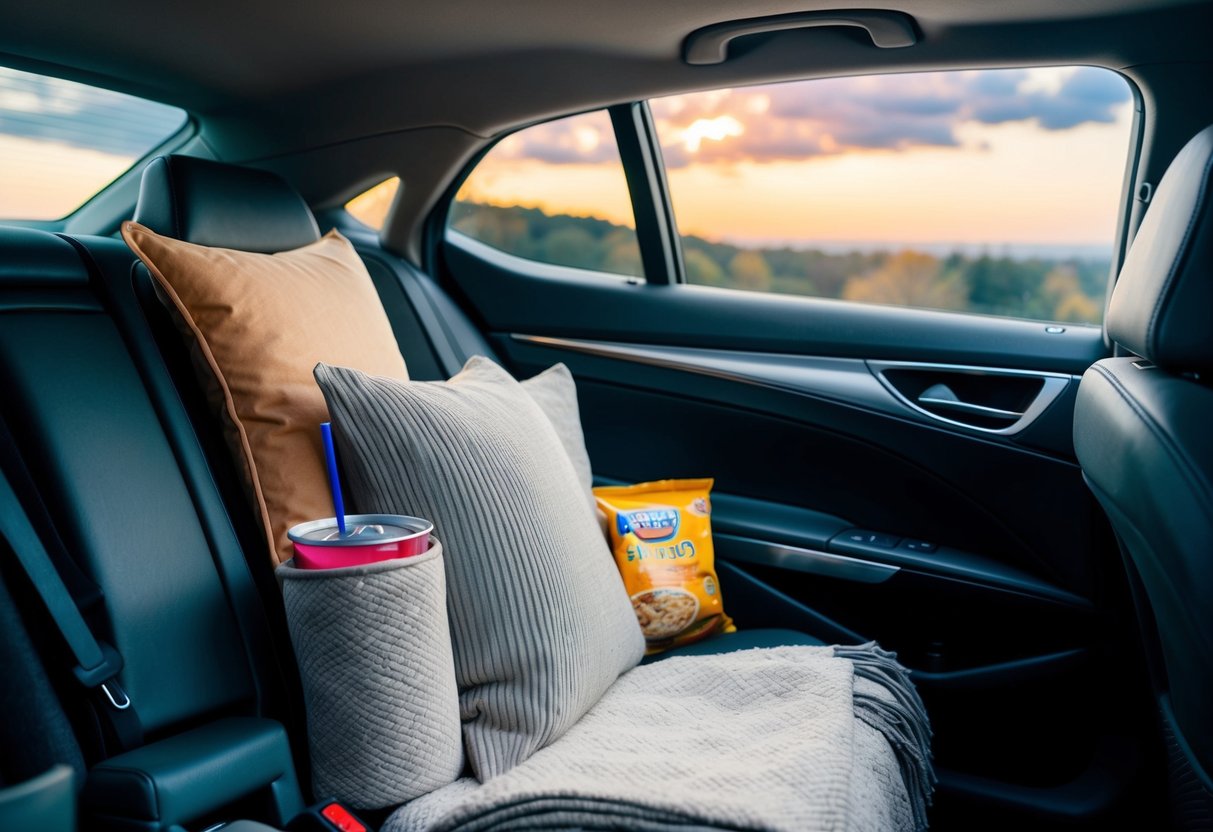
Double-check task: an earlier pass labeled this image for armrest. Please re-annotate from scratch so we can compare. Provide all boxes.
[83,717,303,831]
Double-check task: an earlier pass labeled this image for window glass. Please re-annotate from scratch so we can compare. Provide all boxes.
[345,177,400,229]
[448,110,643,278]
[650,67,1134,323]
[0,66,187,220]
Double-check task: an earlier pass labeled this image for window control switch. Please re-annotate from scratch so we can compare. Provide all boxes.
[835,529,900,549]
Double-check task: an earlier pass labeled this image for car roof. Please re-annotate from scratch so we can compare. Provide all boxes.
[4,0,1211,255]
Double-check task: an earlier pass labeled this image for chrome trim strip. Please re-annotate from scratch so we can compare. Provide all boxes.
[715,533,899,584]
[510,334,1074,437]
[509,334,896,411]
[917,396,1023,420]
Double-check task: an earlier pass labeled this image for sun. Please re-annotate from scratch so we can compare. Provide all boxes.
[680,116,743,152]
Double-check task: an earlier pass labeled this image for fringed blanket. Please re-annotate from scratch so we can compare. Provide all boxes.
[386,643,933,832]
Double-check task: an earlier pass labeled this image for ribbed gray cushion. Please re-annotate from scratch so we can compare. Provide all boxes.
[278,544,463,808]
[315,357,645,781]
[520,363,594,512]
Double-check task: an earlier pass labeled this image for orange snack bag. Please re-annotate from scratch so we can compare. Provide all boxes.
[594,479,735,654]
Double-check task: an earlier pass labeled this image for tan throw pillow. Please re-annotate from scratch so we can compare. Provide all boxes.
[122,221,410,565]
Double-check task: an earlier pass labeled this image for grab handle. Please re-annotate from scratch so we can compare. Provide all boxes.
[684,10,917,65]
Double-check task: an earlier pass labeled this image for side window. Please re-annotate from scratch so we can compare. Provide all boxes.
[0,66,186,220]
[447,110,643,279]
[650,67,1134,323]
[345,177,400,230]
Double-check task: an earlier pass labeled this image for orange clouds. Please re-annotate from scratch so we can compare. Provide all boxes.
[457,67,1134,252]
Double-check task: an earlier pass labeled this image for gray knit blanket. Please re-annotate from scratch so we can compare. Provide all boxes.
[386,643,933,832]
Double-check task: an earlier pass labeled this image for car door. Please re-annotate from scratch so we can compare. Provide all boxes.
[427,68,1154,827]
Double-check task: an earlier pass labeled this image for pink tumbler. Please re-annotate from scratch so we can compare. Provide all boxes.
[288,514,433,570]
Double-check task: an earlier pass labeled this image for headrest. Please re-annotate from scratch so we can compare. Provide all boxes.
[1107,124,1213,370]
[133,155,321,254]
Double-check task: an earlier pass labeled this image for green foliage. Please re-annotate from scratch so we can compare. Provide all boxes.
[449,200,643,277]
[450,201,1109,324]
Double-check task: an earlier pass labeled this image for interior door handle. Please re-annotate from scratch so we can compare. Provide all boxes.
[917,384,1023,422]
[869,361,1072,436]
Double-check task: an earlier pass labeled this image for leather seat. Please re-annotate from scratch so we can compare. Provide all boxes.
[1073,123,1213,823]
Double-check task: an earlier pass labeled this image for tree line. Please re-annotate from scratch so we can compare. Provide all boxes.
[449,201,1108,324]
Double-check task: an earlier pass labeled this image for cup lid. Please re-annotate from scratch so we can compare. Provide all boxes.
[288,514,432,547]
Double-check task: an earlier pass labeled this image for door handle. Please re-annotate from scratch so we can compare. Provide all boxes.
[868,361,1072,436]
[916,384,1023,423]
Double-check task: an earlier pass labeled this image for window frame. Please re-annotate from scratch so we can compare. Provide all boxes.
[433,106,651,283]
[432,66,1143,326]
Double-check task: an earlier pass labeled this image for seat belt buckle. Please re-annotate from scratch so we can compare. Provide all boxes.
[287,800,374,832]
[72,641,125,695]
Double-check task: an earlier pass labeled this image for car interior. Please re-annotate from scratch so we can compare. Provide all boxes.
[1,0,1211,829]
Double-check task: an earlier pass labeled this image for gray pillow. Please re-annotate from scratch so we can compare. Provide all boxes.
[314,357,644,781]
[519,363,595,514]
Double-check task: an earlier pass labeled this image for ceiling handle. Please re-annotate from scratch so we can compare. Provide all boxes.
[684,10,918,65]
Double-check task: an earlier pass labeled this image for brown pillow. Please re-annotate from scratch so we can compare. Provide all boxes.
[122,221,410,565]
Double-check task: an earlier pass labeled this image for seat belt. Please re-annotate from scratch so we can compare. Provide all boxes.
[0,434,143,755]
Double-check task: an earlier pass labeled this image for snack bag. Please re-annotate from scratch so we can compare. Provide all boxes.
[594,479,735,654]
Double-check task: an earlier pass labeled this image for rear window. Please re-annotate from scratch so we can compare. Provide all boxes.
[0,67,187,220]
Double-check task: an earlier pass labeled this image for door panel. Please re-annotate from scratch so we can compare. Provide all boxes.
[501,332,1103,592]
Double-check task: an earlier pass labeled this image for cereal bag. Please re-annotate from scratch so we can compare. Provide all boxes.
[594,479,735,654]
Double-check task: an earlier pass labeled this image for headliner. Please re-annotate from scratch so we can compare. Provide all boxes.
[4,0,1212,255]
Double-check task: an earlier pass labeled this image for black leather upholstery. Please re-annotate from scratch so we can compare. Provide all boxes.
[1074,359,1213,772]
[82,717,301,829]
[0,227,87,287]
[0,295,255,733]
[0,227,306,825]
[1105,124,1213,371]
[1075,123,1213,803]
[133,155,320,253]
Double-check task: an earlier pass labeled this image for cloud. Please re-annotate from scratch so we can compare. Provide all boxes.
[490,112,621,165]
[0,68,184,157]
[972,68,1130,130]
[494,67,1131,169]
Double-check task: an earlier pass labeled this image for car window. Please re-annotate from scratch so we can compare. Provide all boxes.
[447,109,643,279]
[0,66,187,220]
[345,177,400,230]
[650,67,1134,323]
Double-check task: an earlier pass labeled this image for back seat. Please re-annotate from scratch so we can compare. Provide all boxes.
[0,156,820,829]
[0,226,307,829]
[0,159,515,828]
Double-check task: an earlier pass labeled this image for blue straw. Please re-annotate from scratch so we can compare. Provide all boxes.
[320,422,347,535]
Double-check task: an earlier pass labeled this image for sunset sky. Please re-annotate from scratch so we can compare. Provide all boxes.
[0,63,1133,254]
[0,66,184,219]
[458,67,1134,254]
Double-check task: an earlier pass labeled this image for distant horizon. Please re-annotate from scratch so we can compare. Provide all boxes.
[704,236,1113,262]
[457,198,1114,263]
